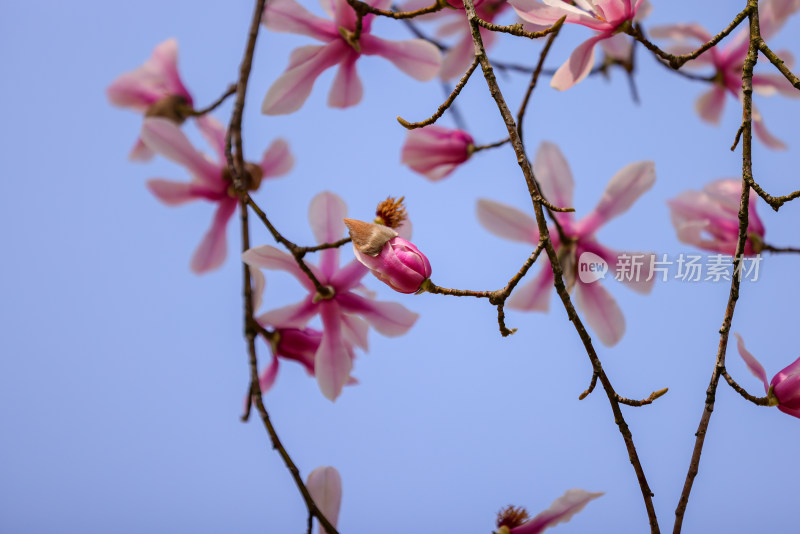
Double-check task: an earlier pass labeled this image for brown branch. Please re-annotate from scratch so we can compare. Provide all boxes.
[470,138,510,153]
[616,388,669,407]
[474,14,565,40]
[762,243,800,254]
[758,40,800,90]
[189,84,237,116]
[348,0,446,19]
[742,174,800,211]
[397,57,479,129]
[461,1,660,531]
[579,371,600,400]
[672,3,759,532]
[721,369,771,405]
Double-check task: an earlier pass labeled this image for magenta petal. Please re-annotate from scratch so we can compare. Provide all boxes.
[336,293,418,336]
[328,52,364,108]
[360,35,442,81]
[146,179,219,205]
[533,141,575,225]
[260,139,294,178]
[476,199,539,244]
[309,191,347,277]
[242,245,319,291]
[190,199,237,274]
[316,301,353,401]
[261,42,346,115]
[551,33,607,91]
[195,115,228,163]
[306,466,342,534]
[258,296,318,328]
[695,86,727,124]
[258,353,281,394]
[330,259,369,292]
[734,333,769,392]
[512,489,603,534]
[140,118,223,188]
[129,137,155,161]
[507,264,554,311]
[263,0,340,40]
[573,281,625,347]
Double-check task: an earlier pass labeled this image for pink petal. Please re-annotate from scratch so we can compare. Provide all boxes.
[316,301,353,401]
[328,51,364,108]
[753,73,800,98]
[309,191,348,278]
[242,245,319,291]
[261,42,347,115]
[190,199,237,274]
[129,137,155,161]
[258,353,281,394]
[336,293,418,336]
[600,33,632,61]
[306,466,342,534]
[146,179,221,205]
[734,333,769,392]
[263,0,339,41]
[476,199,539,244]
[694,86,727,124]
[507,264,554,311]
[330,259,370,292]
[251,267,266,312]
[572,280,625,347]
[341,314,370,350]
[533,141,574,226]
[360,35,442,81]
[759,0,800,41]
[140,118,223,188]
[257,296,319,328]
[551,33,607,91]
[752,107,788,150]
[648,23,712,43]
[260,139,294,178]
[440,33,476,81]
[575,160,655,236]
[512,0,607,30]
[582,241,654,295]
[512,489,603,534]
[195,115,228,163]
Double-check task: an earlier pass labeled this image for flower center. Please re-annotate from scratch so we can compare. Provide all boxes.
[338,27,361,52]
[313,285,336,302]
[222,162,264,197]
[145,94,192,123]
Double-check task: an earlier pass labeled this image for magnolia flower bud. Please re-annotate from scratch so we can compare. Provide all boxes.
[344,219,431,294]
[401,125,474,181]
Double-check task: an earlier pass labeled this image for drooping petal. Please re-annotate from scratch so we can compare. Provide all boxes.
[258,353,281,394]
[262,42,347,115]
[574,160,655,236]
[258,296,319,328]
[533,141,574,226]
[263,0,340,41]
[129,137,155,161]
[440,33,476,81]
[328,51,364,108]
[476,199,539,244]
[306,466,342,534]
[551,33,608,90]
[195,115,228,164]
[146,179,222,205]
[309,192,348,278]
[242,245,320,291]
[753,73,800,98]
[507,264,554,311]
[316,301,353,401]
[734,333,769,392]
[360,35,442,81]
[336,293,418,336]
[752,106,788,150]
[694,86,727,125]
[512,489,603,534]
[251,267,266,312]
[190,199,238,274]
[140,118,223,188]
[260,139,295,178]
[572,280,625,346]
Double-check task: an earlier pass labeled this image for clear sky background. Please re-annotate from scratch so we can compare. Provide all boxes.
[2,1,800,533]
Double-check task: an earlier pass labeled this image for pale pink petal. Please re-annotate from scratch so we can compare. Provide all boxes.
[574,160,655,236]
[600,33,632,61]
[336,293,418,336]
[195,115,228,163]
[734,333,769,392]
[440,34,475,81]
[753,73,800,98]
[260,139,294,178]
[341,314,370,350]
[512,489,603,534]
[648,23,712,43]
[752,107,788,149]
[190,199,238,274]
[513,0,607,29]
[257,296,319,328]
[331,0,359,31]
[252,267,266,312]
[309,191,348,278]
[258,353,281,394]
[582,241,654,295]
[476,199,539,244]
[129,137,155,161]
[146,179,222,205]
[533,141,574,225]
[330,259,369,292]
[263,0,339,41]
[140,118,223,188]
[360,35,442,81]
[306,466,342,534]
[262,42,347,115]
[551,33,607,91]
[316,301,353,401]
[507,264,554,311]
[572,281,625,346]
[759,0,800,41]
[328,52,364,108]
[694,86,727,124]
[242,245,320,291]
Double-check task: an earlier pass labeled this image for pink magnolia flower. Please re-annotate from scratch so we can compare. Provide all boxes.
[107,39,194,161]
[477,141,655,346]
[260,0,442,114]
[401,125,474,180]
[510,0,646,90]
[438,0,510,80]
[242,192,419,401]
[650,0,800,149]
[735,333,800,419]
[141,116,293,273]
[667,179,765,256]
[307,466,342,534]
[344,219,432,293]
[496,489,603,534]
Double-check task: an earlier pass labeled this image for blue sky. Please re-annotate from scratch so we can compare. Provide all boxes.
[2,1,800,532]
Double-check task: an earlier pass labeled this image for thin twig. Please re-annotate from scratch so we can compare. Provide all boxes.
[721,369,771,405]
[474,15,564,39]
[616,388,669,407]
[762,244,800,254]
[758,40,800,90]
[348,0,446,20]
[189,84,237,116]
[579,371,600,400]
